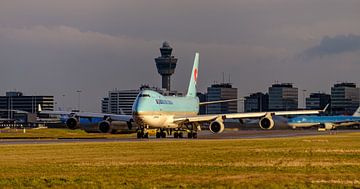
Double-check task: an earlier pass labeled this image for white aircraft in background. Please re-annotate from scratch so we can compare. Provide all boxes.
[41,53,326,138]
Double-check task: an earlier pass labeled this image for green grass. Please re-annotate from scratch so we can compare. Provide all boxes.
[0,131,359,188]
[0,128,135,139]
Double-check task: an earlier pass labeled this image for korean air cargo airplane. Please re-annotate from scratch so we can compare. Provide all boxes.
[41,53,325,138]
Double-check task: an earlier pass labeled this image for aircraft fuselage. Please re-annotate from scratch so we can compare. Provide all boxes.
[132,90,199,129]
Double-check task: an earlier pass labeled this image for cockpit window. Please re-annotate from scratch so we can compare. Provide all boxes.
[139,94,150,97]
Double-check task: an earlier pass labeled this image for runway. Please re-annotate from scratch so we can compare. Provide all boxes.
[0,129,358,145]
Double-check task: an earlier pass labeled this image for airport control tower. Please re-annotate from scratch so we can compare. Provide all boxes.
[155,41,178,91]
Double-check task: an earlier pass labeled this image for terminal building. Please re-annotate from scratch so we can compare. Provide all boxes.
[0,91,54,113]
[331,83,359,115]
[268,83,298,111]
[206,83,238,114]
[0,91,54,127]
[244,92,269,112]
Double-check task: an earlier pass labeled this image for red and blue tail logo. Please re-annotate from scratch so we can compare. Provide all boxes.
[187,53,199,97]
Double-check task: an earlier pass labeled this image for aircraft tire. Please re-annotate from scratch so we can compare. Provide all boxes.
[161,131,166,138]
[187,132,193,139]
[174,132,179,138]
[137,131,142,139]
[179,132,183,138]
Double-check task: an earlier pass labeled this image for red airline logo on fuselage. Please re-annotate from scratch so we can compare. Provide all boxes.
[194,68,198,83]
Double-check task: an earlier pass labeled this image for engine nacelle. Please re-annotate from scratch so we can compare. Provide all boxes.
[209,120,225,133]
[66,117,79,130]
[259,117,275,130]
[98,120,134,133]
[98,121,113,133]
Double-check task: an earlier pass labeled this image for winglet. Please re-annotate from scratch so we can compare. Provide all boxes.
[322,104,329,112]
[353,106,360,117]
[38,104,42,112]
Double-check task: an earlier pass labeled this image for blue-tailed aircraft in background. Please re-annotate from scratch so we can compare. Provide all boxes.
[287,107,360,131]
[40,52,326,138]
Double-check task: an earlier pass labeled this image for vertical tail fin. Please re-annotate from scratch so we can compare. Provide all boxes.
[353,106,360,117]
[186,52,199,97]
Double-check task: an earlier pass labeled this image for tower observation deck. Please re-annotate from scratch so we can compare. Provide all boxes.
[155,41,178,91]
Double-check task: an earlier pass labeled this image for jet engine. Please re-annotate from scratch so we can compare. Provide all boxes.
[98,120,113,133]
[98,120,134,133]
[259,117,275,130]
[66,117,79,130]
[209,120,225,133]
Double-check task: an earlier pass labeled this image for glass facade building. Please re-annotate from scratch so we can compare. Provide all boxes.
[206,83,238,114]
[268,83,298,111]
[331,83,359,115]
[244,92,269,112]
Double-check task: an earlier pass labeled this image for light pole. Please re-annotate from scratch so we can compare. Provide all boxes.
[61,94,66,110]
[76,90,82,111]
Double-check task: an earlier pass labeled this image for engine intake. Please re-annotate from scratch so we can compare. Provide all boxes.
[66,117,78,130]
[98,121,112,133]
[209,120,225,133]
[259,117,274,130]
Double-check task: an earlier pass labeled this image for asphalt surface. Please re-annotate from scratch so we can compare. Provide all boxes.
[0,129,358,145]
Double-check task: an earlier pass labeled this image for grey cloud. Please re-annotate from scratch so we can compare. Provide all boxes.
[0,1,360,111]
[303,34,360,58]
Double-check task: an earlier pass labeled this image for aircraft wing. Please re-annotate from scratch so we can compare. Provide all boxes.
[40,110,132,122]
[173,109,324,124]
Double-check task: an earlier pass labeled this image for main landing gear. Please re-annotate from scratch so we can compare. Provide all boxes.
[136,128,149,139]
[187,131,197,139]
[173,130,197,139]
[136,127,198,139]
[155,129,167,138]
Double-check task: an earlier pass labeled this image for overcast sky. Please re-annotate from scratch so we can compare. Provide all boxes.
[0,0,359,111]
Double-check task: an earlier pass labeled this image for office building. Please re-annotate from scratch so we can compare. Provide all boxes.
[101,97,109,114]
[102,89,140,115]
[331,83,359,115]
[197,92,207,115]
[0,91,54,114]
[206,83,238,114]
[306,93,331,111]
[244,92,269,112]
[268,83,298,111]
